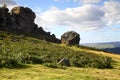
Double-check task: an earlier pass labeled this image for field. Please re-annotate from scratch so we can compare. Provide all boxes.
[0,31,120,80]
[0,64,120,80]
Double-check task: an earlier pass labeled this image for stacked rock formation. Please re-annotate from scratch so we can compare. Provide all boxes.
[0,5,80,44]
[0,5,60,43]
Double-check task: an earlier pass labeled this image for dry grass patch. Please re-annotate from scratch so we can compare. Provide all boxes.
[0,64,120,80]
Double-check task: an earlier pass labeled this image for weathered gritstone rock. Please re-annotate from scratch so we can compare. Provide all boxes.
[61,31,80,45]
[0,5,9,30]
[0,5,60,43]
[11,6,36,33]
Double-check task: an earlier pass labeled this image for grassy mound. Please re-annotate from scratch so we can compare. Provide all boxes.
[0,31,113,69]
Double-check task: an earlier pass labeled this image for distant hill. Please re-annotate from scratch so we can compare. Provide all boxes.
[103,47,120,54]
[82,42,120,54]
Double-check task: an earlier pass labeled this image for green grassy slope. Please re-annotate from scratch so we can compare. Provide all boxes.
[0,31,114,69]
[0,31,120,80]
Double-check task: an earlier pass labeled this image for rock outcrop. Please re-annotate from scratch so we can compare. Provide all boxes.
[0,5,60,43]
[0,4,9,30]
[11,6,36,33]
[61,31,80,45]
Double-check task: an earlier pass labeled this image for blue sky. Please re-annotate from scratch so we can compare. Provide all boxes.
[1,0,120,43]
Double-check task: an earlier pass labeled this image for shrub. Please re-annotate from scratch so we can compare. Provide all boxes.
[71,54,113,69]
[29,55,43,64]
[0,56,24,68]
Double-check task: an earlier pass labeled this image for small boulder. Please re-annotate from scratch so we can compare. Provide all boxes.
[58,58,71,66]
[61,31,80,45]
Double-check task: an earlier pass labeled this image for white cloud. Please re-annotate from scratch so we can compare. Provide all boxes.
[0,0,16,6]
[35,5,106,31]
[103,1,120,25]
[0,0,17,11]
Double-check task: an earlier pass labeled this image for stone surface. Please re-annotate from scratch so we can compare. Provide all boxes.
[11,6,36,33]
[0,5,9,30]
[61,31,80,45]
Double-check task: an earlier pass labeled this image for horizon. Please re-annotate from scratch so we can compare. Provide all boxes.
[81,41,120,44]
[0,0,120,43]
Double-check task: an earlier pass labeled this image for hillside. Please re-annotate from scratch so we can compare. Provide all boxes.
[0,31,114,68]
[0,31,120,80]
[103,47,120,54]
[82,42,120,54]
[83,42,120,48]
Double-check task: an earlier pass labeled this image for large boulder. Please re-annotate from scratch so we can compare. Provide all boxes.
[61,31,80,45]
[11,6,36,33]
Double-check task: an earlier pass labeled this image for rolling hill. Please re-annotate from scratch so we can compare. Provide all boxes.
[82,42,120,54]
[0,31,113,69]
[0,31,120,80]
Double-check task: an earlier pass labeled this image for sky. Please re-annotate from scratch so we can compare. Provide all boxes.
[0,0,120,43]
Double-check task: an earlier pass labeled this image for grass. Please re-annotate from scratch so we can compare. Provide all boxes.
[0,64,120,80]
[0,31,120,80]
[68,45,120,69]
[0,31,113,69]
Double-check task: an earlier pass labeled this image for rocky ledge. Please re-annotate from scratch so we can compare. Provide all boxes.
[0,4,60,43]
